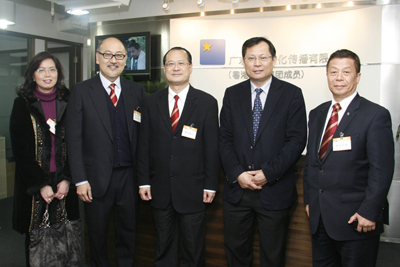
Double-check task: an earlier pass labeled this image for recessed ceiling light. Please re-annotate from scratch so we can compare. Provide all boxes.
[66,9,89,15]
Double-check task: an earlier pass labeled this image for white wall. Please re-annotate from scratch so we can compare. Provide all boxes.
[170,6,382,116]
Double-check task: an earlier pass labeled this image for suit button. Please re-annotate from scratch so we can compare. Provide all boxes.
[319,169,323,172]
[173,136,177,139]
[319,189,324,193]
[250,146,253,149]
[248,166,252,170]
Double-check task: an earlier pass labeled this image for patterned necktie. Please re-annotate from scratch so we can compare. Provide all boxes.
[252,88,263,143]
[319,103,342,160]
[171,95,179,132]
[109,83,118,107]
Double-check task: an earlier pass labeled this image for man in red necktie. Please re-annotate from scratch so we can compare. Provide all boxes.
[67,37,145,266]
[137,47,220,267]
[303,49,394,267]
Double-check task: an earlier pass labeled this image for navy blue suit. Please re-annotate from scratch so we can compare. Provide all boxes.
[303,94,394,266]
[219,76,307,266]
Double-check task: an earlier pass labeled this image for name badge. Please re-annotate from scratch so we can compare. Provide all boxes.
[133,110,141,123]
[332,136,351,151]
[47,118,56,135]
[182,125,197,139]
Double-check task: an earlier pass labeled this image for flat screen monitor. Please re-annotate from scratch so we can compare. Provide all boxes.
[95,32,151,80]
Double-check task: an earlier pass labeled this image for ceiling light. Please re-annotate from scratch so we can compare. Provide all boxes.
[286,5,291,10]
[232,0,238,6]
[66,9,89,15]
[347,1,354,7]
[163,0,170,12]
[197,0,205,8]
[200,11,205,16]
[0,0,15,29]
[317,3,321,9]
[230,9,235,14]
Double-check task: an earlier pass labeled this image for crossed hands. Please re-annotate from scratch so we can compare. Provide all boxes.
[237,170,268,190]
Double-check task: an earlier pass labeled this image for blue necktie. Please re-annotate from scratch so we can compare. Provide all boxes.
[252,88,263,143]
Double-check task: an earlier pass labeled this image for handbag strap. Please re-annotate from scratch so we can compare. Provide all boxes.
[39,204,50,228]
[58,199,70,223]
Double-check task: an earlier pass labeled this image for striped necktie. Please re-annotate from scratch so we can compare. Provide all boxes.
[319,103,342,160]
[109,83,118,106]
[171,95,179,132]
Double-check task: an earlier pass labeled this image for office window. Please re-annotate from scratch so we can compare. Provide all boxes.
[0,33,28,158]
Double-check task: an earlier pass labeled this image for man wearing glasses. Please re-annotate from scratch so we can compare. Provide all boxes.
[137,47,220,266]
[66,37,145,266]
[219,37,307,267]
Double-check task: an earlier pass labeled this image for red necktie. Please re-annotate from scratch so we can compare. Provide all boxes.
[319,103,342,161]
[171,95,179,132]
[109,83,117,107]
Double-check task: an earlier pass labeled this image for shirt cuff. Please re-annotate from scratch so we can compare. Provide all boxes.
[75,181,88,186]
[204,189,216,193]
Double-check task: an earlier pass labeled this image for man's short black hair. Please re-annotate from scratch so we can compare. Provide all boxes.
[327,49,361,73]
[163,47,192,65]
[242,37,276,58]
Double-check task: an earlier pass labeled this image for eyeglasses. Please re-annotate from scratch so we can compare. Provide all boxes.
[97,51,126,60]
[36,68,57,74]
[165,61,191,68]
[244,55,273,63]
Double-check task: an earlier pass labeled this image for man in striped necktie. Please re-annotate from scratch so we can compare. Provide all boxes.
[138,47,220,266]
[303,49,394,267]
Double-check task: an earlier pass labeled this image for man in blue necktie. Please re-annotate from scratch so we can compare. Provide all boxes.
[219,37,307,267]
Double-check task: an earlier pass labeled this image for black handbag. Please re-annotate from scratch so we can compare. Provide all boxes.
[29,199,81,267]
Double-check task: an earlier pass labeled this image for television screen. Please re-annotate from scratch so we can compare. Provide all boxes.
[95,32,151,80]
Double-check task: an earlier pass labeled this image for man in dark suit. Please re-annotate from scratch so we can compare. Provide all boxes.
[219,37,307,267]
[303,49,394,267]
[137,47,220,266]
[66,37,145,266]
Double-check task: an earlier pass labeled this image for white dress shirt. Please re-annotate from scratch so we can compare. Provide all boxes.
[319,91,358,149]
[250,78,272,110]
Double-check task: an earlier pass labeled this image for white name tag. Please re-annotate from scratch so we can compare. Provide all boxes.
[181,125,197,139]
[46,118,56,135]
[133,110,141,123]
[332,136,351,151]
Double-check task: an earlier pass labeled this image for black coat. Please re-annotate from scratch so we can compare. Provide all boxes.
[137,86,220,213]
[10,92,79,234]
[219,77,307,210]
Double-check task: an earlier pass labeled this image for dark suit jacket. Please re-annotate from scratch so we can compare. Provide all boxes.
[66,75,145,198]
[137,86,220,214]
[303,94,394,241]
[219,76,307,210]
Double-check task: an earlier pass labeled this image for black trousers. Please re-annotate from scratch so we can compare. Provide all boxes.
[152,204,206,267]
[84,166,138,267]
[312,216,380,267]
[223,189,290,267]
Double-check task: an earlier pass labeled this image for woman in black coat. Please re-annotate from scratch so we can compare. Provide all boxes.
[9,51,79,266]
